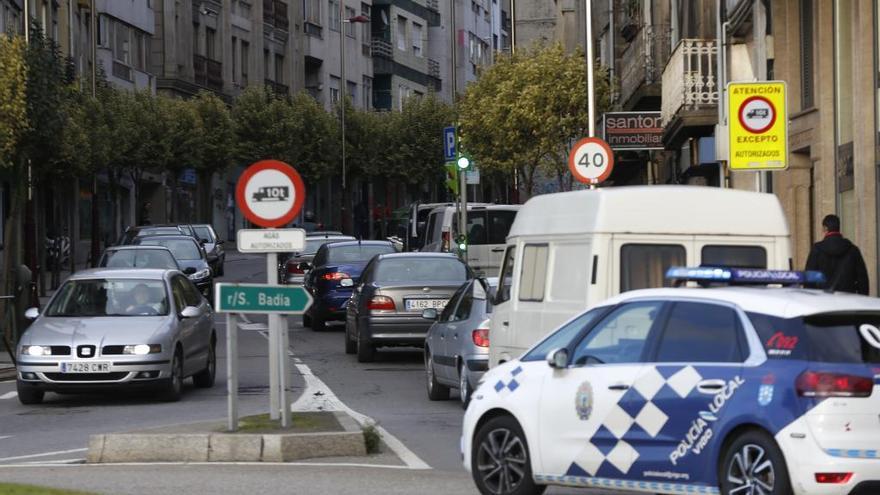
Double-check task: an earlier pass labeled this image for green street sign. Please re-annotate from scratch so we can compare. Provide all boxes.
[214,283,313,314]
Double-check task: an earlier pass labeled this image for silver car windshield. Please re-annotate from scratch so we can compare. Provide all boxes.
[101,250,179,270]
[45,279,170,317]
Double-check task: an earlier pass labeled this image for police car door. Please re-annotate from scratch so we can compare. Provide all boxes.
[633,300,747,487]
[537,301,666,481]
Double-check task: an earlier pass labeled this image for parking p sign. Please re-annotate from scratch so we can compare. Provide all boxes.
[728,81,788,170]
[443,126,457,161]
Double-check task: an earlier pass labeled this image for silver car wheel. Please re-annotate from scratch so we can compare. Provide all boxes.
[459,365,469,405]
[476,427,528,495]
[727,443,775,495]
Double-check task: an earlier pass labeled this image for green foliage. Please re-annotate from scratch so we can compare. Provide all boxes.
[192,91,235,175]
[459,43,612,195]
[0,36,28,168]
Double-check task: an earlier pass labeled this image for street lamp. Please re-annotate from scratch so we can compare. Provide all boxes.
[339,9,370,233]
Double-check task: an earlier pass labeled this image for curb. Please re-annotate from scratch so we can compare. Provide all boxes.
[87,411,366,464]
[0,367,16,381]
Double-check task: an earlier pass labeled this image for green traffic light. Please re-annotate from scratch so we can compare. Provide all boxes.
[457,156,470,170]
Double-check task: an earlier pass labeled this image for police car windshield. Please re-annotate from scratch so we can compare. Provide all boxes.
[749,312,880,364]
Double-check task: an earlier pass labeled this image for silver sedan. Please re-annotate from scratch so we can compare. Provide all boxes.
[16,268,216,404]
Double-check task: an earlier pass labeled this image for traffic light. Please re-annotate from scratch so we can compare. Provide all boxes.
[455,234,467,252]
[456,154,472,170]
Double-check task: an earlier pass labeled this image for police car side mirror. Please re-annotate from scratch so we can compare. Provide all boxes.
[547,348,569,369]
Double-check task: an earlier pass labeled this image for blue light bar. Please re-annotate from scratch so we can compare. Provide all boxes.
[665,267,827,287]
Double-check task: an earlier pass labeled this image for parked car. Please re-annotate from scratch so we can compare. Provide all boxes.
[462,267,880,495]
[344,253,473,362]
[303,240,396,330]
[191,224,225,277]
[489,185,793,368]
[16,268,216,404]
[423,277,497,407]
[133,235,213,300]
[98,245,181,271]
[280,233,355,285]
[117,224,193,245]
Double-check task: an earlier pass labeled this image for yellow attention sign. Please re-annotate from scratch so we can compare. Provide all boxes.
[728,81,788,170]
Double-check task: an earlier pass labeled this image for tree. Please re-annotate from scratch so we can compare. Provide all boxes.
[458,44,612,197]
[160,96,204,222]
[192,92,234,222]
[0,36,28,169]
[387,93,456,186]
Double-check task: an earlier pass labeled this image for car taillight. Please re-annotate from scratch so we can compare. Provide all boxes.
[287,263,304,274]
[368,296,395,311]
[815,473,852,484]
[322,272,350,281]
[472,329,489,348]
[796,371,874,398]
[442,231,451,252]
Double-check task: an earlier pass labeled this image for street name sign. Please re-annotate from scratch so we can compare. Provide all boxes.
[236,160,306,227]
[728,81,788,170]
[237,228,306,253]
[215,283,313,315]
[568,137,615,184]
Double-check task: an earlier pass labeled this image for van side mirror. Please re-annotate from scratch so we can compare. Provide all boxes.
[547,348,569,369]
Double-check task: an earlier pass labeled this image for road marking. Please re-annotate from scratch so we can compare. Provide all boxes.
[0,461,413,470]
[0,391,18,400]
[248,321,431,471]
[0,436,12,441]
[0,448,88,463]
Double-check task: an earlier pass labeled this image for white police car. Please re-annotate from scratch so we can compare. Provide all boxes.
[463,268,880,495]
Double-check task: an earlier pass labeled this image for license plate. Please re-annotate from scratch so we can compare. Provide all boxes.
[60,362,110,373]
[405,299,447,311]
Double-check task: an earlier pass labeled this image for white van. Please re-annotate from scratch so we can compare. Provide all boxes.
[421,204,521,276]
[489,186,792,367]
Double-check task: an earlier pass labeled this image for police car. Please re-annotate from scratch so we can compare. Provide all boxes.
[462,268,880,495]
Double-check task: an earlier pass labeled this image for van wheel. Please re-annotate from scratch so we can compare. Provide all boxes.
[425,351,449,400]
[720,430,791,495]
[471,415,545,495]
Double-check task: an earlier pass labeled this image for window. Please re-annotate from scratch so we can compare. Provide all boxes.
[439,282,469,323]
[305,0,321,24]
[263,48,270,79]
[834,0,855,240]
[496,246,516,304]
[518,244,548,302]
[455,210,515,246]
[363,76,373,109]
[749,312,880,364]
[329,0,340,31]
[522,307,610,362]
[241,41,250,84]
[396,15,407,51]
[347,80,357,104]
[360,3,371,42]
[572,301,663,366]
[206,27,217,60]
[549,244,590,303]
[171,277,188,313]
[345,6,356,37]
[701,245,767,269]
[97,15,110,48]
[231,36,238,83]
[620,244,686,292]
[275,53,284,83]
[181,277,203,308]
[800,0,814,109]
[329,76,341,104]
[453,284,475,321]
[655,302,744,363]
[412,22,423,56]
[114,21,131,64]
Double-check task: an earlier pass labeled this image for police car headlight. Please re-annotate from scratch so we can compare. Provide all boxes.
[123,344,162,355]
[188,268,212,281]
[21,345,50,356]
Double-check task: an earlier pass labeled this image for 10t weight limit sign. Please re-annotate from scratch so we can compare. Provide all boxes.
[568,137,614,184]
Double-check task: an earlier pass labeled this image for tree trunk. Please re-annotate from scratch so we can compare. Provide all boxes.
[90,173,101,267]
[109,168,119,244]
[2,161,25,364]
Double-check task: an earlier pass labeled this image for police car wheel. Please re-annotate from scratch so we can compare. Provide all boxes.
[472,416,545,495]
[425,351,450,400]
[720,430,791,495]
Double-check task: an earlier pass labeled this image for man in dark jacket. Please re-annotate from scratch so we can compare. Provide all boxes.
[805,214,870,294]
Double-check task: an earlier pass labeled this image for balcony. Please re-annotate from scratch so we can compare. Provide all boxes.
[661,39,719,148]
[371,38,393,59]
[265,79,289,96]
[426,0,439,12]
[263,0,289,32]
[428,58,440,79]
[618,24,671,109]
[194,55,223,92]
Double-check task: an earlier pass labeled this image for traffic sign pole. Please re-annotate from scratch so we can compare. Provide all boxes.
[267,252,280,421]
[227,313,238,432]
[279,315,290,428]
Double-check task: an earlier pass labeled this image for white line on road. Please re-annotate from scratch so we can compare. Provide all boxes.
[0,448,88,463]
[0,391,18,400]
[0,436,12,441]
[247,320,431,471]
[0,461,414,470]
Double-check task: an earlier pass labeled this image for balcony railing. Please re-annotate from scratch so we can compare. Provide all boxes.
[661,39,718,126]
[371,38,393,59]
[428,58,441,79]
[194,55,223,92]
[426,0,439,12]
[265,79,289,96]
[618,23,671,106]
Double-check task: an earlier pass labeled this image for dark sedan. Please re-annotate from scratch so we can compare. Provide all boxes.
[192,224,225,277]
[117,224,193,245]
[133,235,213,301]
[281,234,355,285]
[345,253,473,362]
[303,240,396,331]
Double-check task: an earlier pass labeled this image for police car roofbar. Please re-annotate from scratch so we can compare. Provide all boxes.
[665,267,827,287]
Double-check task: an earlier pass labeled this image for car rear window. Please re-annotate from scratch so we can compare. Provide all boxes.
[328,245,395,264]
[136,238,201,260]
[748,312,880,364]
[193,226,214,243]
[701,245,767,268]
[374,257,469,283]
[101,249,179,270]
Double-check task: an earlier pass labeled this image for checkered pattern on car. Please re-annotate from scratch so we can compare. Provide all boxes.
[571,365,705,476]
[494,365,523,393]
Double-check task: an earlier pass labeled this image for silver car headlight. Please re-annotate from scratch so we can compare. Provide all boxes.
[188,268,212,281]
[21,345,50,356]
[122,344,162,355]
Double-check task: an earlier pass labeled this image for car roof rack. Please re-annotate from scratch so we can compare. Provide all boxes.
[665,266,826,288]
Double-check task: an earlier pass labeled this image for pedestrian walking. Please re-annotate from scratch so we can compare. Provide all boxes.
[805,214,870,294]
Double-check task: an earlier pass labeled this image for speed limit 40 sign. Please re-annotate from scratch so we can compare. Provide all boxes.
[568,137,614,184]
